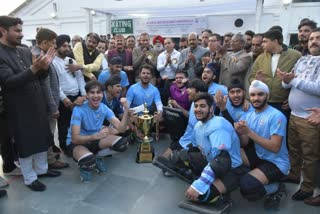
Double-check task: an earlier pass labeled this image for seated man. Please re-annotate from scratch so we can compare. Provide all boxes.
[183,93,244,205]
[126,64,163,118]
[214,79,253,124]
[153,79,207,176]
[202,62,227,97]
[235,80,290,210]
[168,71,190,118]
[102,74,124,120]
[66,81,129,182]
[98,56,129,97]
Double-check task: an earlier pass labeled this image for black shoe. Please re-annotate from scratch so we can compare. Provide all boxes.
[27,180,46,192]
[38,169,61,178]
[0,190,7,198]
[264,183,287,210]
[292,189,313,201]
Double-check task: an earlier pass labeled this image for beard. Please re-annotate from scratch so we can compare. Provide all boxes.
[252,97,267,110]
[154,44,164,52]
[231,97,245,107]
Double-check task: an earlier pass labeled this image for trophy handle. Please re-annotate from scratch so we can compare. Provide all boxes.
[154,112,159,142]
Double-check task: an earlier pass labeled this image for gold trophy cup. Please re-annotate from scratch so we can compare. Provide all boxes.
[135,103,155,163]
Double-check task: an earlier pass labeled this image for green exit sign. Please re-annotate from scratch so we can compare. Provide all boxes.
[111,19,133,34]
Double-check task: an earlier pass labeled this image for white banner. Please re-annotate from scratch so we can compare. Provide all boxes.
[134,17,208,37]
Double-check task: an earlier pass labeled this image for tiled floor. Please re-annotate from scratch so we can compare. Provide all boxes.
[0,134,319,214]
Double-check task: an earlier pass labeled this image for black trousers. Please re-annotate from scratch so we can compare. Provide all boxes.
[0,114,17,173]
[57,94,80,151]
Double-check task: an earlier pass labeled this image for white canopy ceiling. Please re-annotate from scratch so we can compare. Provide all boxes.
[89,0,257,18]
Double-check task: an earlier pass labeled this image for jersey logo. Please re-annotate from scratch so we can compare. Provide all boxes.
[259,119,264,126]
[218,144,225,150]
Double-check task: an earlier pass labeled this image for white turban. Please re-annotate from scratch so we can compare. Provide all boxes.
[249,80,269,94]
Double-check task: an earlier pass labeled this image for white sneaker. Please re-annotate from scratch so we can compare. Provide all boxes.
[3,167,22,176]
[0,176,8,187]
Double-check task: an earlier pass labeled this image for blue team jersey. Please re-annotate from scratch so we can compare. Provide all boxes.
[208,82,227,96]
[240,105,290,175]
[126,82,162,110]
[191,116,242,194]
[66,101,115,145]
[101,92,124,117]
[223,99,254,122]
[179,102,198,149]
[98,70,129,88]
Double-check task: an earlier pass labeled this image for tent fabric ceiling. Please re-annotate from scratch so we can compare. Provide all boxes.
[90,0,256,17]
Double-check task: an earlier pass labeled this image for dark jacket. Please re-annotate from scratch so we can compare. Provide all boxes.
[0,43,51,158]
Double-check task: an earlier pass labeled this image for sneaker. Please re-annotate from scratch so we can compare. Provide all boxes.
[38,169,61,178]
[49,160,69,170]
[95,158,107,173]
[80,169,92,183]
[27,179,46,192]
[0,176,8,188]
[264,183,287,211]
[3,167,22,176]
[292,189,313,201]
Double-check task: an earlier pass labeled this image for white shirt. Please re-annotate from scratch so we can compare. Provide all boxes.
[157,49,180,79]
[52,56,86,101]
[271,54,280,77]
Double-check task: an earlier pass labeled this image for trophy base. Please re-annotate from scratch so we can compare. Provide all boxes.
[136,140,155,163]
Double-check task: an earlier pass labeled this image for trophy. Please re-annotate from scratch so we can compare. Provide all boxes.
[135,103,155,163]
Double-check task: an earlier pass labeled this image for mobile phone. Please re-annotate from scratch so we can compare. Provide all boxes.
[69,58,73,64]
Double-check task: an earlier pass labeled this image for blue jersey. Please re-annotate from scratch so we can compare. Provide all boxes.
[208,82,227,96]
[223,99,254,122]
[66,101,115,145]
[241,105,290,175]
[98,70,129,88]
[191,116,242,194]
[126,82,162,111]
[179,102,198,149]
[101,92,124,118]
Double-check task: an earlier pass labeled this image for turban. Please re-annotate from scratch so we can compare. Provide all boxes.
[205,62,220,76]
[249,80,269,94]
[56,34,71,49]
[228,78,244,91]
[109,56,122,65]
[152,35,164,45]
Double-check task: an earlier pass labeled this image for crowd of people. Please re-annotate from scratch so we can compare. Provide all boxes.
[0,14,319,211]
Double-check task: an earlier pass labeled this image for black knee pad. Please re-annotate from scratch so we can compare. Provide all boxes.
[240,173,266,201]
[111,137,128,152]
[210,150,231,178]
[78,154,96,171]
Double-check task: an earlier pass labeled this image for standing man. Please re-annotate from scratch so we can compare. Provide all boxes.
[108,35,134,85]
[32,28,68,170]
[71,35,82,48]
[157,38,180,105]
[178,32,209,79]
[218,33,252,87]
[235,80,289,210]
[223,32,234,52]
[201,29,212,48]
[294,19,317,56]
[0,16,59,191]
[132,32,157,82]
[277,28,320,201]
[244,30,255,53]
[249,29,301,119]
[126,35,136,51]
[52,34,86,156]
[71,32,104,81]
